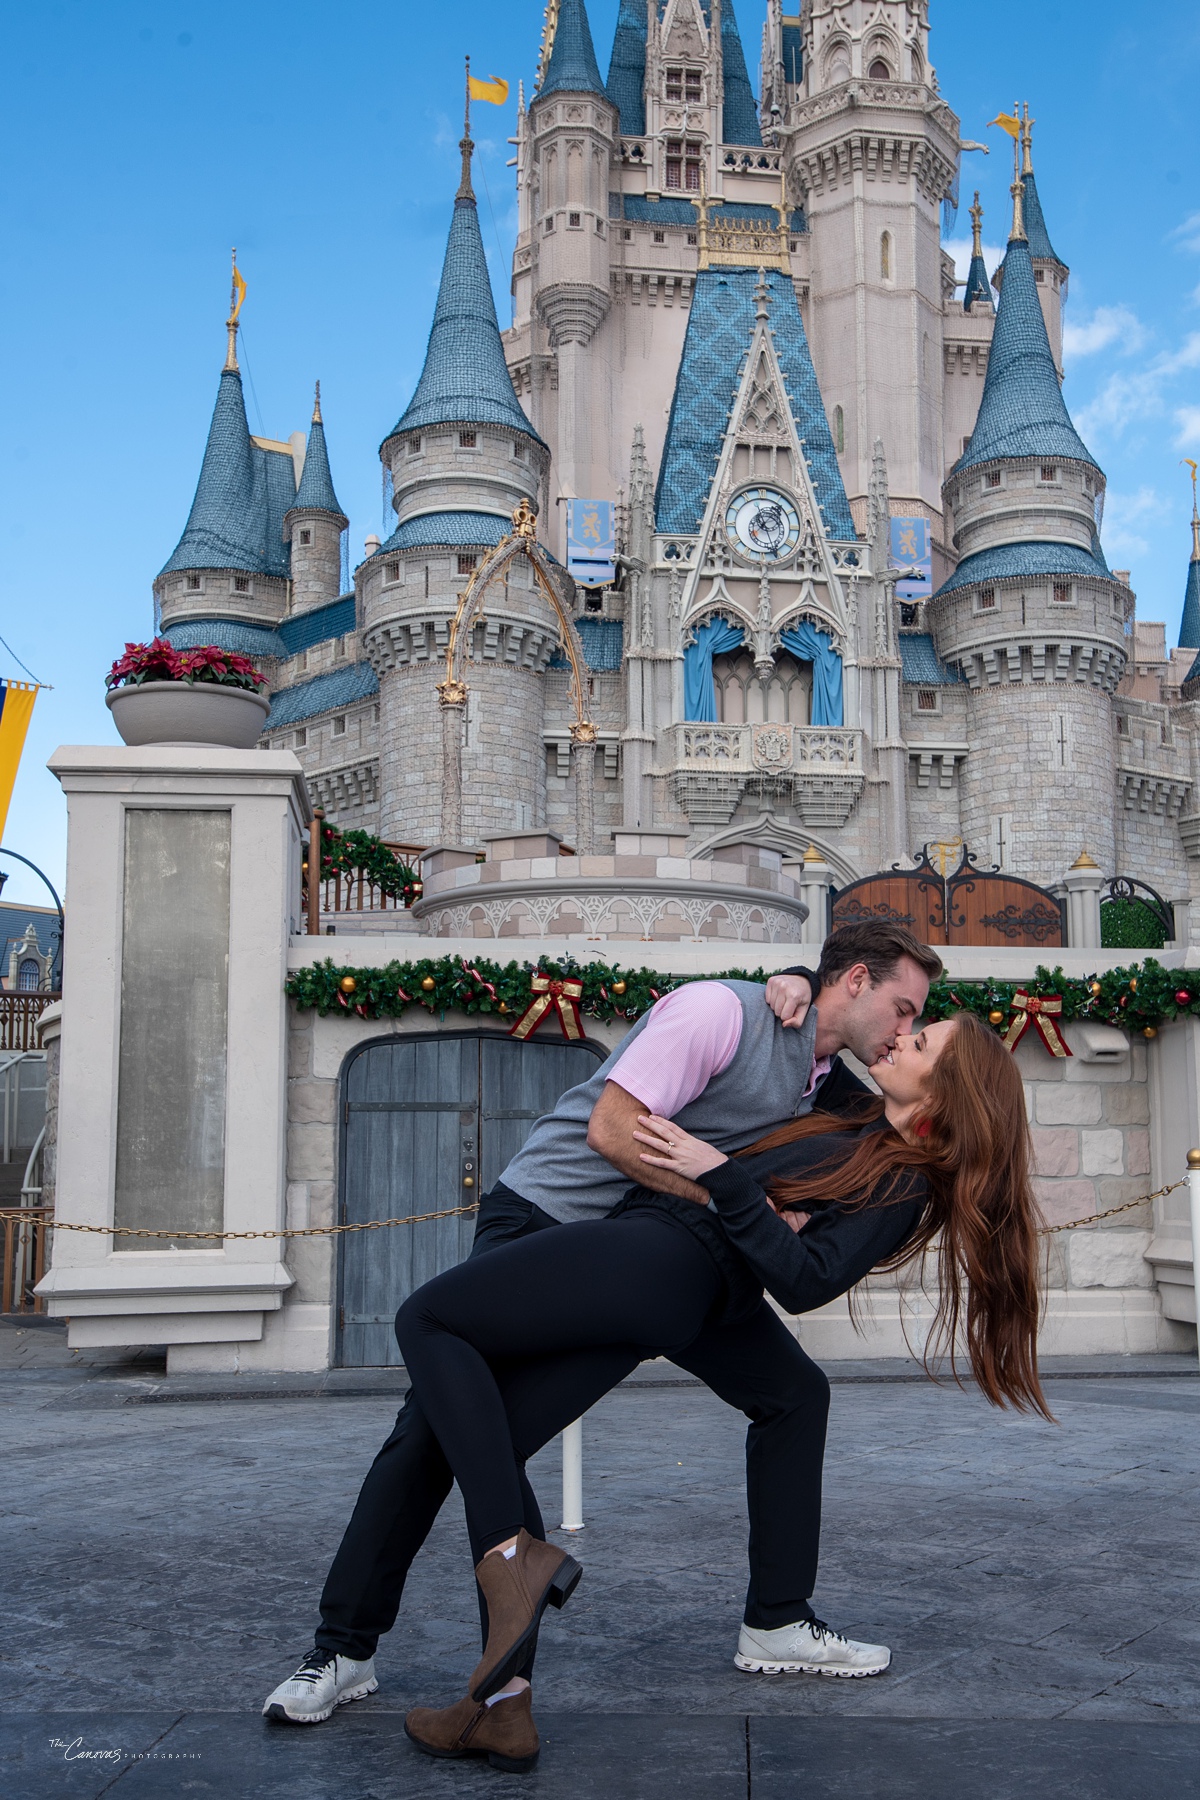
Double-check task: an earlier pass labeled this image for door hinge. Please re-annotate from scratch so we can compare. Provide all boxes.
[339,1306,345,1332]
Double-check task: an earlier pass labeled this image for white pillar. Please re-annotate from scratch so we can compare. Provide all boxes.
[799,848,831,947]
[560,1417,584,1531]
[1062,851,1104,949]
[37,746,309,1369]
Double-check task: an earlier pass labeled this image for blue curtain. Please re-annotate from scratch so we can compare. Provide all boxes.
[683,616,746,721]
[780,621,844,727]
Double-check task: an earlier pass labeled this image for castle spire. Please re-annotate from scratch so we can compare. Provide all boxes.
[540,0,606,98]
[954,183,1095,475]
[387,156,544,446]
[1179,462,1200,648]
[719,0,763,147]
[962,192,992,313]
[1008,102,1026,243]
[224,248,245,372]
[1019,103,1065,266]
[605,0,647,133]
[288,383,347,522]
[158,337,264,579]
[458,57,475,200]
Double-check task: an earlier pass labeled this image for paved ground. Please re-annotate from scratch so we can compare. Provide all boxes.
[2,1320,1198,1798]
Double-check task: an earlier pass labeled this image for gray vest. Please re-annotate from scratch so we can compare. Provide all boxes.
[501,981,820,1224]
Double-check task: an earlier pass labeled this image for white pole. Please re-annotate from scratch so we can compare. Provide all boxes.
[560,1418,584,1531]
[1188,1150,1200,1374]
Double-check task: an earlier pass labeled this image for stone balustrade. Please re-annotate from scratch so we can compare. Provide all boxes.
[666,722,865,828]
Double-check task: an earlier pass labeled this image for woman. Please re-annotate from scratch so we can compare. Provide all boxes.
[396,1011,1046,1772]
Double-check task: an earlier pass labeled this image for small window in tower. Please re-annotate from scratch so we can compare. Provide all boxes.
[1116,713,1129,735]
[234,575,250,592]
[880,231,892,280]
[916,688,937,711]
[685,70,702,101]
[408,435,422,454]
[985,470,1002,489]
[332,715,346,737]
[296,649,308,671]
[869,58,891,79]
[568,210,581,227]
[666,67,683,99]
[978,587,996,610]
[299,528,312,546]
[458,553,478,576]
[684,141,702,190]
[833,405,845,453]
[424,565,430,598]
[294,728,307,749]
[623,227,632,241]
[687,231,697,245]
[1035,268,1045,283]
[544,216,555,233]
[653,229,665,244]
[187,574,202,590]
[665,139,683,187]
[385,560,400,583]
[1040,465,1057,483]
[513,441,526,460]
[1052,583,1071,605]
[595,216,605,235]
[459,431,477,448]
[17,959,40,992]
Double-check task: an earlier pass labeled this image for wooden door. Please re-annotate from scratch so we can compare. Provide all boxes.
[337,1030,605,1366]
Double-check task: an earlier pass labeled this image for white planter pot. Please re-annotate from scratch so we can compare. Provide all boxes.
[106,680,271,749]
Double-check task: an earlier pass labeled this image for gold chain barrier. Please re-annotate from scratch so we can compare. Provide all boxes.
[0,1180,1185,1242]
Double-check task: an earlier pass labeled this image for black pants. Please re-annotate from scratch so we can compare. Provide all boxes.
[315,1186,829,1660]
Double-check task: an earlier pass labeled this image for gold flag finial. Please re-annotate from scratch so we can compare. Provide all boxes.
[224,247,246,371]
[970,190,984,257]
[1184,460,1200,560]
[457,56,475,199]
[1009,103,1026,242]
[313,379,322,425]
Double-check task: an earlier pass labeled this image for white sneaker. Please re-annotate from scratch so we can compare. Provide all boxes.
[735,1617,891,1678]
[262,1648,378,1724]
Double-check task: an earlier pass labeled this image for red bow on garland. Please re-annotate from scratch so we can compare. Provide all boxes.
[509,972,586,1042]
[1001,990,1072,1058]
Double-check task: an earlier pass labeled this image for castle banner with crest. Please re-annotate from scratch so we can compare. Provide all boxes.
[566,499,616,588]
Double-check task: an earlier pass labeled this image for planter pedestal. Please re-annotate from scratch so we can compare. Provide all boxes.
[106,680,271,749]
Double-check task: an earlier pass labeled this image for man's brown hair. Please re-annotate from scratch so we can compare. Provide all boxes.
[816,920,944,988]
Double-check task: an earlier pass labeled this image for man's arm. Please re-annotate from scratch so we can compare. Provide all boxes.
[586,1080,709,1202]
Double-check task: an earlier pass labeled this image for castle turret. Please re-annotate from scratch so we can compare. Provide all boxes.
[1179,483,1200,650]
[360,115,555,846]
[529,0,617,514]
[1019,107,1067,374]
[931,162,1125,882]
[962,192,993,315]
[284,385,348,617]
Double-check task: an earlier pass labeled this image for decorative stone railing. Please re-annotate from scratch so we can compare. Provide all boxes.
[666,723,865,829]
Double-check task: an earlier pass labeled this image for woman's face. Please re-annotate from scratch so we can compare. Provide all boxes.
[869,1017,957,1108]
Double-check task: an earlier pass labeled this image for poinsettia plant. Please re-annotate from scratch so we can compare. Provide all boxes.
[106,639,267,692]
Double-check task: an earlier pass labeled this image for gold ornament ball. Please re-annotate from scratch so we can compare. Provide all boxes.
[1143,1025,1157,1039]
[498,1001,508,1014]
[1129,978,1138,992]
[988,1009,1004,1025]
[612,980,627,996]
[339,975,357,995]
[1089,981,1102,997]
[421,976,436,992]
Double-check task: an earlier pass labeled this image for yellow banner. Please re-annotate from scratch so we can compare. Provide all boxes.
[988,112,1021,139]
[0,680,38,843]
[230,263,247,323]
[468,73,509,105]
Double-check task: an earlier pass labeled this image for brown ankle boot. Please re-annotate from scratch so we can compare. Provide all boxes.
[405,1688,539,1773]
[469,1529,582,1701]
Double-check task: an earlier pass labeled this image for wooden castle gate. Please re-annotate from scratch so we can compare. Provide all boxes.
[830,845,1065,949]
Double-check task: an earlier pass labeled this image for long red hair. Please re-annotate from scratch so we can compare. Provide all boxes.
[741,1012,1049,1417]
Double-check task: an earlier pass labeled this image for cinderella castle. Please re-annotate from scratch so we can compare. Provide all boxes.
[151,0,1200,945]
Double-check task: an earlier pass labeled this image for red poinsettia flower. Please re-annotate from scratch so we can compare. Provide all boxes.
[106,638,267,691]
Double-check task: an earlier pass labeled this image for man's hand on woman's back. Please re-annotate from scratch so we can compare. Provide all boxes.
[765,973,814,1030]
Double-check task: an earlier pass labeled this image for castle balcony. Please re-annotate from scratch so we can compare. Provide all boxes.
[412,831,808,946]
[664,723,865,829]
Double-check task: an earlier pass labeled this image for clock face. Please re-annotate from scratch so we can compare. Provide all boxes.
[725,487,802,561]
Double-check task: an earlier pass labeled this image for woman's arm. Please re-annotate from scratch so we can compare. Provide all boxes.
[697,1158,924,1316]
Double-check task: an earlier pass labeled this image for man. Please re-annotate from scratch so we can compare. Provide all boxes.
[264,922,942,1724]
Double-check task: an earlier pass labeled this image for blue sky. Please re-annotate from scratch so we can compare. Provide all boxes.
[2,0,1199,905]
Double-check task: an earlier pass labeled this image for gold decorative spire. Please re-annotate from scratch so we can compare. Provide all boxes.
[1070,849,1099,870]
[224,246,245,371]
[1008,101,1026,242]
[1186,460,1200,561]
[458,56,475,200]
[970,190,984,258]
[1020,102,1035,177]
[313,379,322,424]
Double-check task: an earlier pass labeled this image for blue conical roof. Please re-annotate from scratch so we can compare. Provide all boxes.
[541,0,606,98]
[1022,171,1063,266]
[1179,531,1200,649]
[606,0,647,134]
[656,266,855,539]
[159,368,267,576]
[388,194,544,445]
[720,0,761,146]
[954,236,1095,475]
[963,250,992,313]
[289,414,346,520]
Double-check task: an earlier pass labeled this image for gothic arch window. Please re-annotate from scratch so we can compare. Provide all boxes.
[713,649,812,725]
[824,40,851,84]
[868,57,892,79]
[880,231,892,281]
[17,958,40,992]
[833,405,845,453]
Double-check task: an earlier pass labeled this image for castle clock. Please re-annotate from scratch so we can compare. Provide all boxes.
[724,487,801,562]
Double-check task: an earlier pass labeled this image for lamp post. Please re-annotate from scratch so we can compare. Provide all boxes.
[0,850,64,991]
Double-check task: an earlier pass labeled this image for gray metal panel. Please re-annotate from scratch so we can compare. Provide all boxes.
[337,1031,604,1367]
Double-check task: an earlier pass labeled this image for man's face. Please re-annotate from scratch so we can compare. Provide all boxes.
[834,956,931,1068]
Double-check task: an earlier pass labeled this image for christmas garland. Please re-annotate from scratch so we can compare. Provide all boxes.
[285,954,1200,1041]
[317,825,421,905]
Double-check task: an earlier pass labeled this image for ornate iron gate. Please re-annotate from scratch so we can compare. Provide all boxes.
[831,845,1065,948]
[336,1029,605,1367]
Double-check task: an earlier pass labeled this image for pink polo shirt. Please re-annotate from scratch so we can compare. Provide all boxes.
[607,981,829,1119]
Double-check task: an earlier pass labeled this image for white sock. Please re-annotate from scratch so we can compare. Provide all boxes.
[485,1686,523,1707]
[502,1544,517,1559]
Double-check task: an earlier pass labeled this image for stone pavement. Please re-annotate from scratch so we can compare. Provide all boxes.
[1,1323,1198,1798]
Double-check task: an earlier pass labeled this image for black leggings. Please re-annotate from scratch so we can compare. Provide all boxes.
[394,1214,722,1553]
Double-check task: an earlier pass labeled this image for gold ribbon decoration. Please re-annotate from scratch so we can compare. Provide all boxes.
[508,972,586,1042]
[1001,989,1072,1058]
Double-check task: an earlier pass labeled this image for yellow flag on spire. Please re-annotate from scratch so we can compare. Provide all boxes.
[988,112,1021,139]
[0,680,39,844]
[468,72,509,105]
[230,261,247,324]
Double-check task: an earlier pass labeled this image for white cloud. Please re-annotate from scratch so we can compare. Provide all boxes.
[943,236,1006,288]
[1075,331,1200,444]
[1171,211,1200,255]
[1174,407,1200,447]
[1062,305,1144,360]
[1100,485,1168,560]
